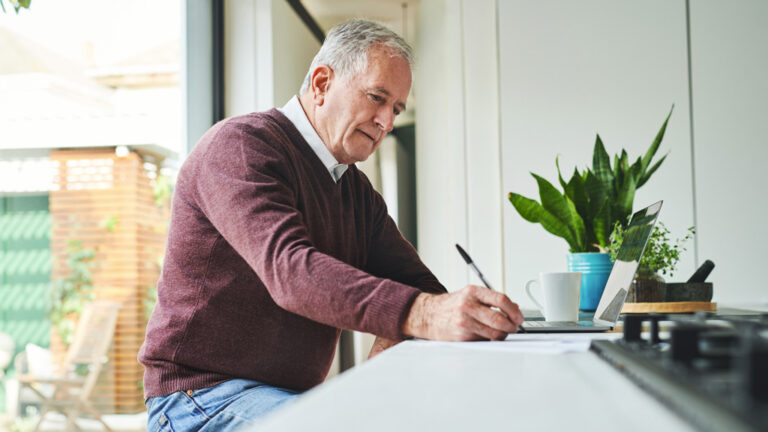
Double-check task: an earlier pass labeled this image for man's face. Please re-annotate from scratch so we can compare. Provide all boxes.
[315,47,412,165]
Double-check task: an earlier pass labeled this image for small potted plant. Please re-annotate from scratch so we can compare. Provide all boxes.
[508,107,673,310]
[608,221,695,302]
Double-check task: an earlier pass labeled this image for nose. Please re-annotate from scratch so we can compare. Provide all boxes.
[374,106,396,134]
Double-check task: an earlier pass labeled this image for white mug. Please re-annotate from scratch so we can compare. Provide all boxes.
[525,272,581,322]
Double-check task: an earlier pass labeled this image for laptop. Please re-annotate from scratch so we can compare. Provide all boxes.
[520,200,663,332]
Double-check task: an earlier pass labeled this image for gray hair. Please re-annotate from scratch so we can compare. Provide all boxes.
[299,19,414,95]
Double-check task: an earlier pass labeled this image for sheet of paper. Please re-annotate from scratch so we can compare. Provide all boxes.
[407,333,621,354]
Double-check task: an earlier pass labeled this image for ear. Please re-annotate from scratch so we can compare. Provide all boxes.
[310,65,333,105]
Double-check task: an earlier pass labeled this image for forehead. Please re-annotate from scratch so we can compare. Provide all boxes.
[354,47,412,97]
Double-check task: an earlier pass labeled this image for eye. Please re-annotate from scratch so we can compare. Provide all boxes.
[394,108,401,116]
[368,93,384,103]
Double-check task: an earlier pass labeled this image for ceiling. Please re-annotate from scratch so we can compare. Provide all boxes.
[300,0,419,44]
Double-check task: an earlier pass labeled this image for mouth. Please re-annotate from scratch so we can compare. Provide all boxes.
[358,129,378,143]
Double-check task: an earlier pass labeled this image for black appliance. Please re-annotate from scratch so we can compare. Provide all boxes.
[592,312,768,432]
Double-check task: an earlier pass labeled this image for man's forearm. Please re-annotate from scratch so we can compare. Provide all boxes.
[368,336,400,359]
[402,292,433,339]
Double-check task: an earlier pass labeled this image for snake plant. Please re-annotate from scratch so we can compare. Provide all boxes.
[508,107,673,253]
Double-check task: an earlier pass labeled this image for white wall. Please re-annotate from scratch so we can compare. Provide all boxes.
[415,0,767,306]
[498,0,694,307]
[183,0,214,153]
[224,0,319,117]
[271,1,321,106]
[415,0,503,293]
[689,0,768,304]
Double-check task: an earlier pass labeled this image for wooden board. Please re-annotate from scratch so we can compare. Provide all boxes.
[621,301,717,313]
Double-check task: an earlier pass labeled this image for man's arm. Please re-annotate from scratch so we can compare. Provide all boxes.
[193,123,422,341]
[368,336,399,359]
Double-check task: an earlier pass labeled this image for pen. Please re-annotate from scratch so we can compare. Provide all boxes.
[455,244,525,333]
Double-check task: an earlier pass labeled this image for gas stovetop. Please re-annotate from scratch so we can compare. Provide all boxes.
[591,312,768,432]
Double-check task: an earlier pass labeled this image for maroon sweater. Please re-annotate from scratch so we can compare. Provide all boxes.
[138,109,446,397]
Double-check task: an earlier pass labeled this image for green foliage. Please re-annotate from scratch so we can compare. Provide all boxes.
[145,256,163,320]
[153,173,174,207]
[100,215,119,232]
[508,106,673,252]
[608,221,695,277]
[49,240,95,346]
[145,284,158,320]
[148,172,172,318]
[0,0,31,14]
[11,412,38,432]
[146,170,171,321]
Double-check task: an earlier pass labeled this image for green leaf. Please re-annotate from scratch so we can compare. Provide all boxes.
[565,169,589,220]
[593,199,612,248]
[616,172,637,221]
[613,150,628,191]
[565,171,593,249]
[637,153,668,188]
[532,174,586,250]
[640,105,674,175]
[619,150,629,175]
[591,135,615,198]
[556,156,568,190]
[629,156,643,182]
[584,170,607,217]
[508,192,579,251]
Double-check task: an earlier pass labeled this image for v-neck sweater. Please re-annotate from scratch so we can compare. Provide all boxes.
[138,109,446,397]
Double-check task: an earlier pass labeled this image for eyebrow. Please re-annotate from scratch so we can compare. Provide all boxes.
[372,87,407,112]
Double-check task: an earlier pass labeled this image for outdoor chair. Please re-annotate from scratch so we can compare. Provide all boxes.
[16,301,121,432]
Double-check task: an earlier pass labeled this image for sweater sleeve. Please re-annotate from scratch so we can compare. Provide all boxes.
[191,121,422,340]
[362,174,447,295]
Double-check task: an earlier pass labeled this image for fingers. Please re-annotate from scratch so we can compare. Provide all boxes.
[466,301,518,336]
[469,285,525,327]
[458,314,509,341]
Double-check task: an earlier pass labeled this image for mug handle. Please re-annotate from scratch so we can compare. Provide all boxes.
[525,279,544,312]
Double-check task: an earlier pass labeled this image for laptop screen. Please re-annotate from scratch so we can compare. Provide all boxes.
[592,201,663,326]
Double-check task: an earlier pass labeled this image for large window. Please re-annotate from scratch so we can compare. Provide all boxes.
[0,0,182,416]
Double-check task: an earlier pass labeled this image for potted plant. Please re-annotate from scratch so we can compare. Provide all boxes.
[507,107,673,310]
[608,221,695,302]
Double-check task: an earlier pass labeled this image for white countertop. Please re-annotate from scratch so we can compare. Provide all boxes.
[254,334,698,431]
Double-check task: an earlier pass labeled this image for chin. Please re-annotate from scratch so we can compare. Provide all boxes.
[355,153,372,163]
[344,149,372,164]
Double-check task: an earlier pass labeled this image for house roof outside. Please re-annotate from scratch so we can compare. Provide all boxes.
[0,26,181,162]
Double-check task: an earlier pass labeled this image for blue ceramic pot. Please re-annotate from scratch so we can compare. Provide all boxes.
[567,252,613,311]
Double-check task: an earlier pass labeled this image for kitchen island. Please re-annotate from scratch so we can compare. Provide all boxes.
[254,333,696,431]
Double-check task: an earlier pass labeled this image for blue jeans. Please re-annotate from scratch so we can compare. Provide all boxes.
[145,379,303,432]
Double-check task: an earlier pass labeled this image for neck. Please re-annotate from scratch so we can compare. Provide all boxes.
[298,93,337,161]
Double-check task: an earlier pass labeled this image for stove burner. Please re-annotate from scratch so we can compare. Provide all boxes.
[592,313,768,432]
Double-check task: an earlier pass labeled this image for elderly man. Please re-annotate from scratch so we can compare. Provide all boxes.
[139,19,523,431]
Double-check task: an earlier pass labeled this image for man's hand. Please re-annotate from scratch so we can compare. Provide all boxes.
[368,336,399,359]
[402,285,524,341]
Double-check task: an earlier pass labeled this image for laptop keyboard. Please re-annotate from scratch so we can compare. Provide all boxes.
[523,321,584,328]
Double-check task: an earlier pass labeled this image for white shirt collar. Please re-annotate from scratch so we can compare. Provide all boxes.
[278,95,348,182]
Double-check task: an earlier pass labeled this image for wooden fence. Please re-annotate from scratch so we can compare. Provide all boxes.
[49,148,168,413]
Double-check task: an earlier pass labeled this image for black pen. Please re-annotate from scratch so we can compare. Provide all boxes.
[455,244,526,333]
